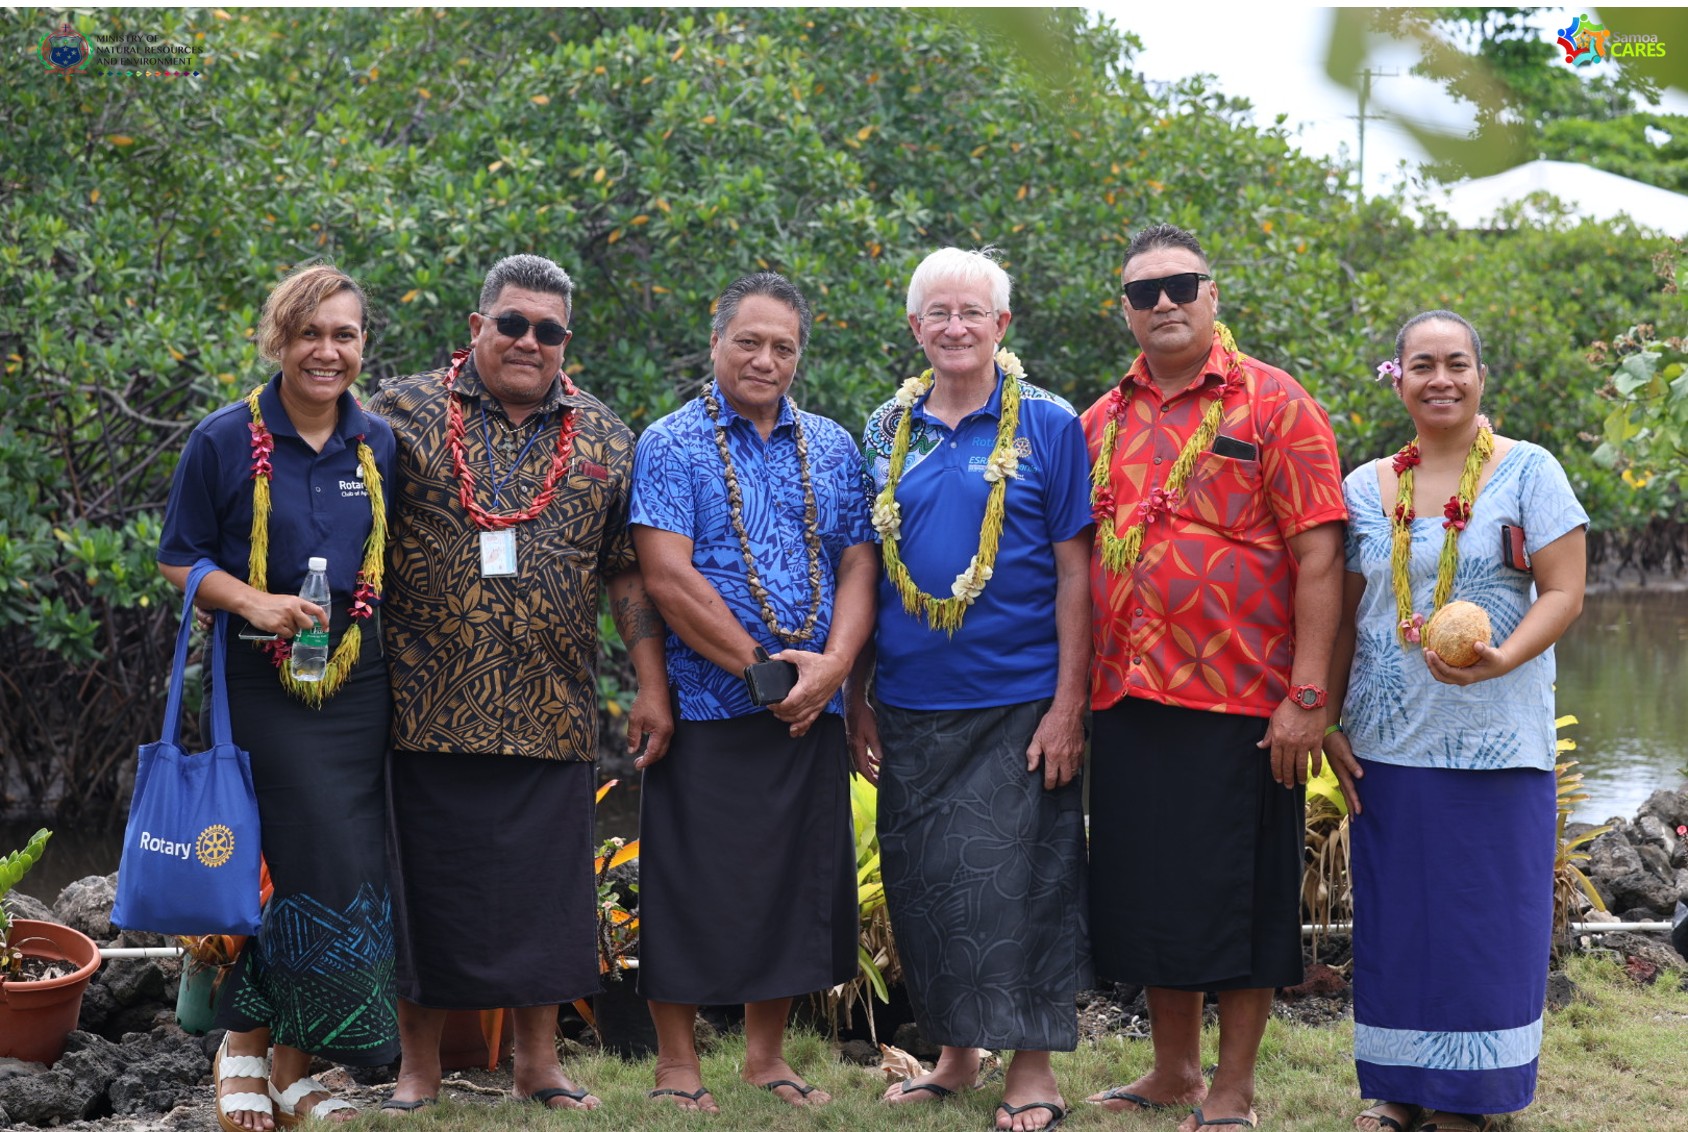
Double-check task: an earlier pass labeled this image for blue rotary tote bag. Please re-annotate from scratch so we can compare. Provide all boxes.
[112,559,262,935]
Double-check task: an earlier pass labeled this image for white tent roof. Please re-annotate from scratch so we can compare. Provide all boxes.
[1420,159,1688,237]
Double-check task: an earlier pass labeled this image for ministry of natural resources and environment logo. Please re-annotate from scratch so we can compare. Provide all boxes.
[40,21,91,76]
[1557,13,1668,67]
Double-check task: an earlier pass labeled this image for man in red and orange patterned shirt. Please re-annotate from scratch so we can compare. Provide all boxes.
[1081,225,1348,1132]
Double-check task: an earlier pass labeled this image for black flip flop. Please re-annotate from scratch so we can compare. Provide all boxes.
[996,1099,1067,1131]
[898,1080,954,1100]
[761,1079,818,1100]
[523,1086,591,1110]
[1190,1109,1257,1129]
[1091,1087,1168,1111]
[648,1087,714,1106]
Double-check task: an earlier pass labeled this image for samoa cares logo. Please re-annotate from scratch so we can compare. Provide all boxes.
[136,824,236,867]
[40,21,92,76]
[1557,14,1668,66]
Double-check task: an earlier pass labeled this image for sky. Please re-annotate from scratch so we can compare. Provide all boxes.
[1090,4,1688,197]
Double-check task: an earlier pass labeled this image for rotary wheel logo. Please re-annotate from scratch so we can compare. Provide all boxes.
[195,824,236,867]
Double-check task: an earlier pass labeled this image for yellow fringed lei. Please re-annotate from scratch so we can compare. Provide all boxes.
[1090,322,1244,576]
[1389,425,1493,647]
[244,387,387,706]
[874,349,1025,635]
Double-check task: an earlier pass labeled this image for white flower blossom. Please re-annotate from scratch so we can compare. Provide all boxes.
[949,557,993,604]
[994,348,1025,382]
[982,447,1020,483]
[871,496,902,538]
[895,375,931,409]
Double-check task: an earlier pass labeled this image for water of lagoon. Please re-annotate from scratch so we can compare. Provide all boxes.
[5,590,1684,899]
[1555,587,1688,826]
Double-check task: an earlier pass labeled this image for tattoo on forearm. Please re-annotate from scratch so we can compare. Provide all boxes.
[612,594,665,648]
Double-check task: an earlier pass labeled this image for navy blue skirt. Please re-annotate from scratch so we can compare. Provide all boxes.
[1351,758,1555,1115]
[213,629,398,1064]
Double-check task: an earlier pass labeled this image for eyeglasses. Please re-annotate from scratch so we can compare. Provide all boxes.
[918,306,997,329]
[485,312,571,347]
[1122,272,1212,311]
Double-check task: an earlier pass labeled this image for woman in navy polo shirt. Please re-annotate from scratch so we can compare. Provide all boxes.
[158,265,398,1130]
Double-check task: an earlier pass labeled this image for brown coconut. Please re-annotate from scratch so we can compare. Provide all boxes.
[1423,600,1492,667]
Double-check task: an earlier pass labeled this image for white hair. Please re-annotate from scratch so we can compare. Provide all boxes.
[906,246,1012,315]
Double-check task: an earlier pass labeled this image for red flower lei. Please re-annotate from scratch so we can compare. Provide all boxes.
[442,349,581,531]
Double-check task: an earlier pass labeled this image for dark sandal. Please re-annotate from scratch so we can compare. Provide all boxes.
[522,1087,590,1109]
[378,1097,438,1114]
[1357,1102,1424,1132]
[1190,1109,1258,1129]
[1419,1115,1491,1132]
[648,1087,714,1105]
[762,1079,817,1100]
[898,1080,954,1100]
[996,1100,1066,1131]
[1091,1087,1169,1111]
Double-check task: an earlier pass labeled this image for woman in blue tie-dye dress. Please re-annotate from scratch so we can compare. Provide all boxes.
[1323,311,1588,1132]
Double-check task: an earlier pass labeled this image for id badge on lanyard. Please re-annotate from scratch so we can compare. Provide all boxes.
[480,528,517,577]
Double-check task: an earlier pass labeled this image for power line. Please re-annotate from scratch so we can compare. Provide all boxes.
[1352,67,1399,191]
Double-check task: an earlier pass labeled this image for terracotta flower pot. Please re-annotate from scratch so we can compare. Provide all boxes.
[440,1008,514,1071]
[0,918,103,1065]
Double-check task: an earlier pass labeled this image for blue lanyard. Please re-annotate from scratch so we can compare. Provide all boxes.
[479,402,549,507]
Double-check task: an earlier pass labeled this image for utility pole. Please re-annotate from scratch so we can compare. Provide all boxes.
[1351,67,1397,195]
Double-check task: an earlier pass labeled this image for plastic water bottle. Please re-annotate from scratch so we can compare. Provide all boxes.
[290,557,331,682]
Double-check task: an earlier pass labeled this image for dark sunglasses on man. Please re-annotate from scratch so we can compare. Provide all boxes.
[1122,271,1212,311]
[485,312,572,347]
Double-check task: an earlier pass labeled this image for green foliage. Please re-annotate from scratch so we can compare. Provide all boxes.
[1541,114,1688,195]
[819,774,896,1042]
[0,6,1680,815]
[0,827,51,968]
[1589,322,1688,495]
[1352,8,1684,189]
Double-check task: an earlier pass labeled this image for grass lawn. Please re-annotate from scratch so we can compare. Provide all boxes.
[361,956,1687,1132]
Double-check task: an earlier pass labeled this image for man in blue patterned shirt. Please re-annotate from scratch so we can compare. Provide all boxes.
[629,272,876,1113]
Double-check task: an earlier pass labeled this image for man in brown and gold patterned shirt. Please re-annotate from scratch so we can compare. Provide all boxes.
[368,254,670,1115]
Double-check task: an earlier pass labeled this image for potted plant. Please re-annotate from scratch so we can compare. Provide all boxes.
[175,932,241,1034]
[573,779,651,1058]
[175,859,274,1034]
[0,828,103,1065]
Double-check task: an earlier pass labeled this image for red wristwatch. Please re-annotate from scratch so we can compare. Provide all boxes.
[1288,683,1327,710]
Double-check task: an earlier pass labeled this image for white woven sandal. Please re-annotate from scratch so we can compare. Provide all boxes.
[213,1036,273,1132]
[270,1077,359,1126]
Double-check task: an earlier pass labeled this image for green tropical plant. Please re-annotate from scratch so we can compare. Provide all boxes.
[569,778,641,1044]
[1552,715,1612,955]
[1301,758,1352,961]
[819,773,900,1042]
[0,827,52,978]
[591,778,641,980]
[1589,309,1688,495]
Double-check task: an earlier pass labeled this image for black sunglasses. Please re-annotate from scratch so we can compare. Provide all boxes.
[485,312,571,347]
[1122,272,1212,311]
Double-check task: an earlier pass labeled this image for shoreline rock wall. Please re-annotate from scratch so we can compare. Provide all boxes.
[1569,788,1688,922]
